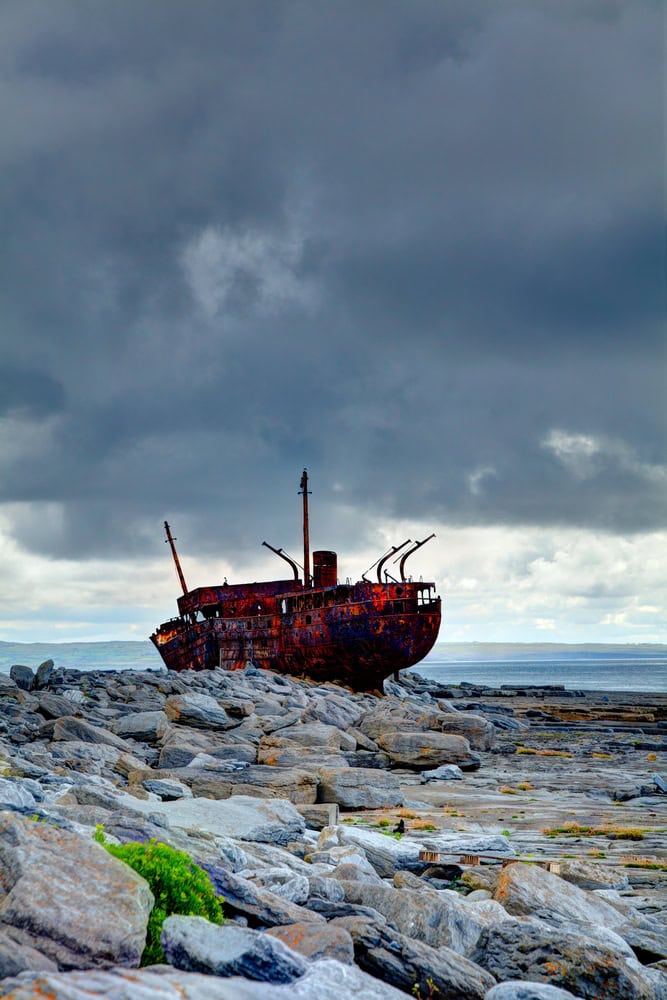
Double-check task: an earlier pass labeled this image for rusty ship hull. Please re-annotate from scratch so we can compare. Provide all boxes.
[150,472,441,692]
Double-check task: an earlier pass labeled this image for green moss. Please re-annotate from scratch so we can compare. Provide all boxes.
[94,827,224,965]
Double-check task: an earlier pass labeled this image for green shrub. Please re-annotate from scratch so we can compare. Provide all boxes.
[94,828,224,965]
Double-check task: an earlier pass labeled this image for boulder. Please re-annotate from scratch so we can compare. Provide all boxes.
[111,711,169,744]
[338,879,497,954]
[494,862,667,959]
[333,913,495,1000]
[165,693,238,730]
[191,766,318,804]
[375,731,480,770]
[359,701,493,750]
[267,922,355,964]
[471,918,661,1000]
[36,693,80,720]
[0,778,37,810]
[422,764,465,781]
[273,723,346,750]
[201,864,326,927]
[34,659,55,689]
[51,717,135,751]
[484,984,581,1000]
[556,859,630,891]
[141,778,193,800]
[0,927,58,977]
[9,666,33,692]
[0,960,410,999]
[162,915,308,983]
[124,794,306,845]
[317,767,403,809]
[0,811,153,969]
[257,740,350,770]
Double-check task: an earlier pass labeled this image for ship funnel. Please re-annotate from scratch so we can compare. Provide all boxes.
[313,550,337,588]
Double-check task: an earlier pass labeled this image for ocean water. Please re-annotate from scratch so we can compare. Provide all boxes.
[0,640,665,692]
[417,643,667,693]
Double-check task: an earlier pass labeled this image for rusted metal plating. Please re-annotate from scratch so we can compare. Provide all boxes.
[151,473,441,691]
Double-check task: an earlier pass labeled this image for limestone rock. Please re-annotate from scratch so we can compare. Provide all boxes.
[338,879,497,954]
[162,915,308,982]
[484,984,581,1000]
[191,765,318,804]
[0,811,152,969]
[9,667,33,692]
[201,864,326,927]
[51,717,134,751]
[471,918,661,1000]
[125,793,306,845]
[494,862,666,958]
[111,710,169,744]
[165,693,238,730]
[375,730,480,770]
[0,960,410,999]
[34,660,55,689]
[333,913,496,999]
[267,921,355,963]
[317,767,403,809]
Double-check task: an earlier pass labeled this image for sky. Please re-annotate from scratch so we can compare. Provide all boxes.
[1,0,665,646]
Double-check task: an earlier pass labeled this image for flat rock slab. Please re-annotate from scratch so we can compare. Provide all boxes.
[0,811,153,970]
[375,731,481,770]
[317,768,403,809]
[191,766,318,804]
[123,794,306,844]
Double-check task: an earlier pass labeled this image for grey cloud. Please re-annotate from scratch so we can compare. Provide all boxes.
[1,0,664,564]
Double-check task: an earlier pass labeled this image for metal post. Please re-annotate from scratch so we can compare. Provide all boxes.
[299,469,311,588]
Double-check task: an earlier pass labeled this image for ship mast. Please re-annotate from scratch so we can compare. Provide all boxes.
[299,469,311,588]
[164,521,189,596]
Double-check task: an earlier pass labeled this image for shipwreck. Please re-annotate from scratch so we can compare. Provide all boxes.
[150,470,441,691]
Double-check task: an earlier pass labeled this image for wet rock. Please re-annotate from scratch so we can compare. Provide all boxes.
[317,767,403,809]
[267,921,355,963]
[0,811,152,969]
[162,915,308,982]
[0,676,19,696]
[333,913,496,999]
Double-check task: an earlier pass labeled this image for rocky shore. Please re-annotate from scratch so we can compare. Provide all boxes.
[0,658,664,999]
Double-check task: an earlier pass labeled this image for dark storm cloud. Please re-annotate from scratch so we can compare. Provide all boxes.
[1,0,664,562]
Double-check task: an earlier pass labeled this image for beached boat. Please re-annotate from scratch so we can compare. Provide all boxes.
[150,471,441,691]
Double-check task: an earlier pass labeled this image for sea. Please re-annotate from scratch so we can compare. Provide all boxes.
[0,640,665,692]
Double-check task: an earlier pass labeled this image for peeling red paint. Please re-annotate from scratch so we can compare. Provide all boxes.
[150,471,441,692]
